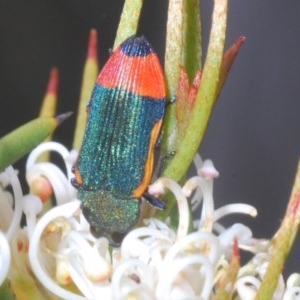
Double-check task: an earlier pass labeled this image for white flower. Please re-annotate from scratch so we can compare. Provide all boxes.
[0,142,296,299]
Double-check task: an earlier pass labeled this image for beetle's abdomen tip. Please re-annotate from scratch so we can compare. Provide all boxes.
[79,190,141,246]
[90,226,126,247]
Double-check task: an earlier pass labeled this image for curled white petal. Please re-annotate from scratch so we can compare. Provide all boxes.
[0,188,14,231]
[26,162,76,205]
[21,194,43,238]
[198,179,214,232]
[283,286,300,300]
[240,238,270,254]
[214,203,257,221]
[121,226,173,262]
[5,166,23,241]
[112,259,154,300]
[0,170,13,187]
[66,231,112,282]
[0,230,11,286]
[182,176,203,198]
[218,223,252,255]
[28,200,88,300]
[22,194,43,216]
[156,254,214,300]
[66,149,79,167]
[190,187,203,212]
[182,176,205,197]
[287,273,300,288]
[67,249,111,300]
[193,153,203,170]
[148,177,189,239]
[163,231,221,270]
[26,142,77,204]
[26,142,73,179]
[183,174,215,232]
[274,275,285,300]
[235,276,261,299]
[212,222,226,234]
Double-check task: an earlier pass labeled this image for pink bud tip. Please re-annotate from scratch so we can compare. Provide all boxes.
[199,159,219,180]
[290,191,300,216]
[30,175,53,202]
[87,29,98,60]
[47,67,59,95]
[239,35,246,43]
[232,238,240,258]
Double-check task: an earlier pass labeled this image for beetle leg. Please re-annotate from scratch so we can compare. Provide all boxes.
[143,192,166,210]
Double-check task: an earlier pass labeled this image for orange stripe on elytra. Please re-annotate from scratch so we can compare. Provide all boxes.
[74,166,83,186]
[133,119,163,198]
[97,51,166,99]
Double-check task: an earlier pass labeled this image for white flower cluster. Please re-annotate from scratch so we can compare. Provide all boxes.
[0,142,300,299]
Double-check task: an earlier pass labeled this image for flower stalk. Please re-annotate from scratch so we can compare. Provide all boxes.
[158,0,228,220]
[39,67,58,119]
[73,29,99,151]
[38,67,59,162]
[162,0,201,157]
[256,158,300,299]
[113,0,143,50]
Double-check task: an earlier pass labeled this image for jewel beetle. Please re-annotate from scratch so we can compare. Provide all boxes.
[72,36,166,246]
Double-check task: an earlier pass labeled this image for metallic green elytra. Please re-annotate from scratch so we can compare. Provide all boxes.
[72,36,166,246]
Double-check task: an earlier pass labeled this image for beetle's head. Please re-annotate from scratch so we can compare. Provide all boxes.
[78,189,140,247]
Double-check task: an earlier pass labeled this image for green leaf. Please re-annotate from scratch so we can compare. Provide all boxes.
[182,0,202,82]
[0,112,72,171]
[0,280,15,300]
[113,0,143,49]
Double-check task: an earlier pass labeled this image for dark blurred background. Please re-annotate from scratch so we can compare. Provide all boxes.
[1,1,300,276]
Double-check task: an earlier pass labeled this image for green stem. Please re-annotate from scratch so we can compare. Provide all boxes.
[73,29,98,151]
[113,0,143,49]
[159,0,228,219]
[161,0,185,156]
[182,0,202,82]
[162,0,202,161]
[256,158,300,299]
